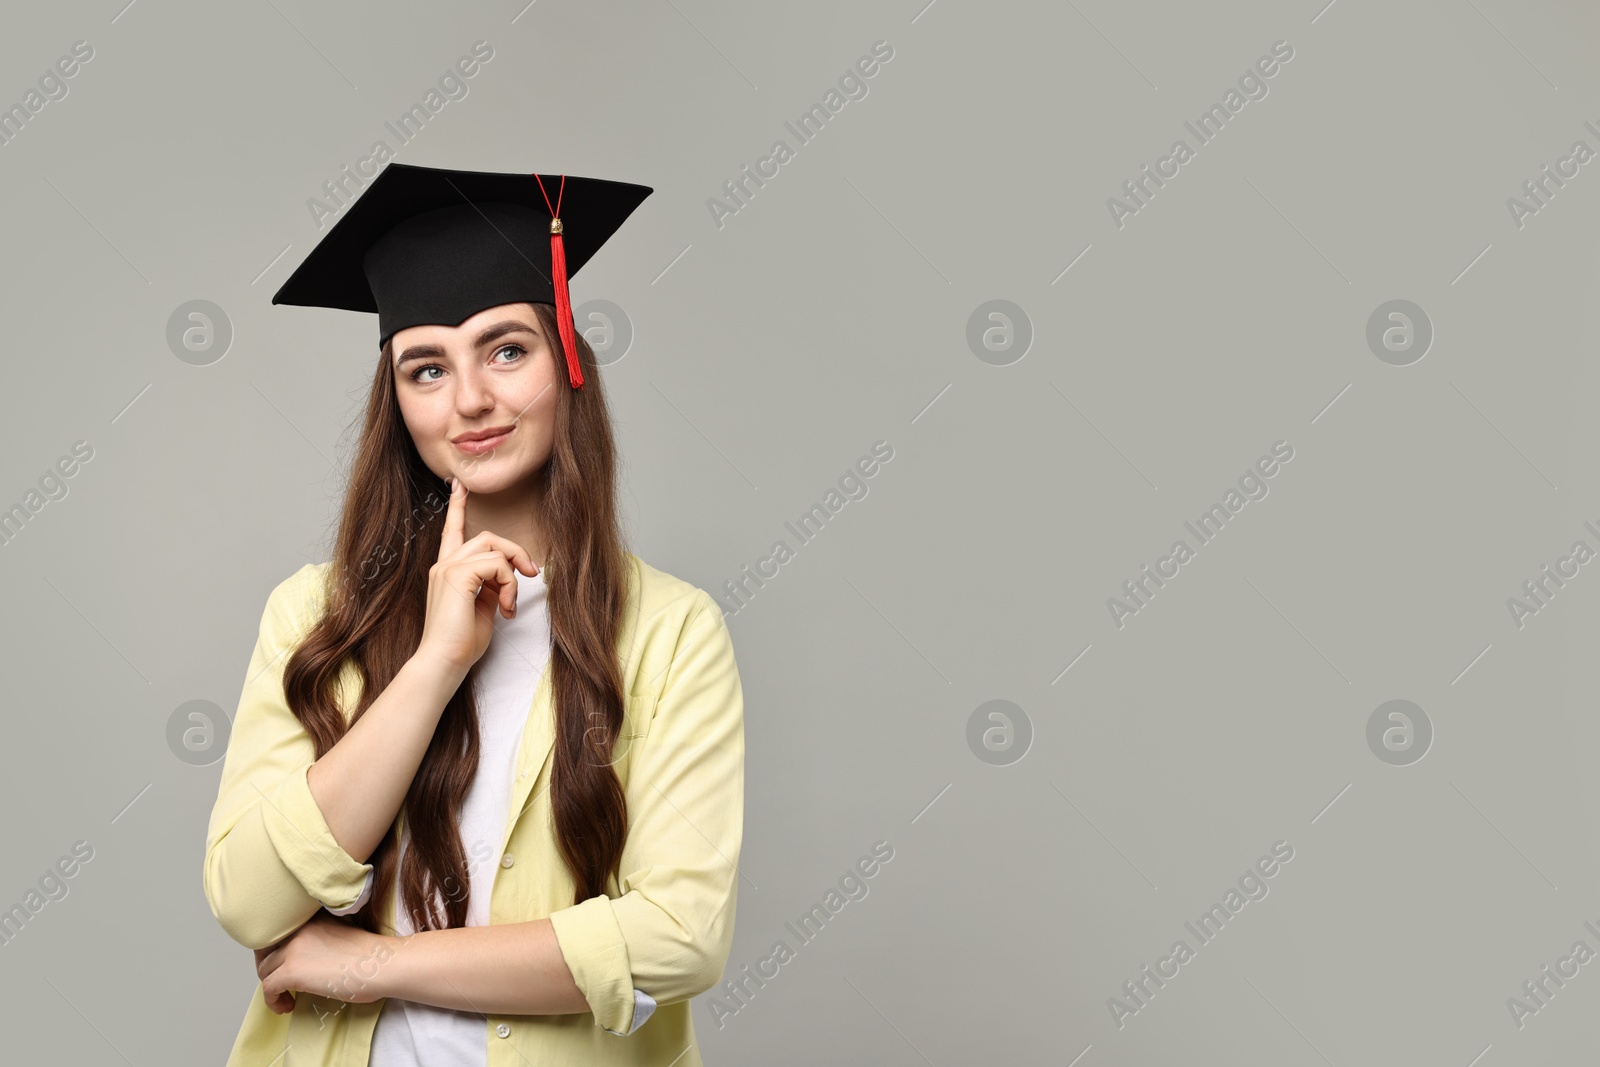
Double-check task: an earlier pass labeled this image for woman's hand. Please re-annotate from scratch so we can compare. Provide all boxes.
[253,940,296,1014]
[256,914,404,1012]
[415,476,538,677]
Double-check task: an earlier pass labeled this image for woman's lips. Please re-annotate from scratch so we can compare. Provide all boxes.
[453,427,514,455]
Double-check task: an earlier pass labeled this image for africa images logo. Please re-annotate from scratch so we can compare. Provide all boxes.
[706,40,895,230]
[1107,840,1295,1029]
[1105,440,1295,629]
[1106,39,1296,229]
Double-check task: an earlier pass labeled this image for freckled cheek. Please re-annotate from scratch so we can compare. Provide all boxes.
[514,396,555,444]
[524,421,557,459]
[397,395,452,456]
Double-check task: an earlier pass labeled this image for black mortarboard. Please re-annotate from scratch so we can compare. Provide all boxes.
[271,162,653,389]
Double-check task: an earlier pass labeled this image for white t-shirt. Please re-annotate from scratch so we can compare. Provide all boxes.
[324,565,655,1062]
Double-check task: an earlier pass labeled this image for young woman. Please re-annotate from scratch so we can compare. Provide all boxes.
[202,166,745,1067]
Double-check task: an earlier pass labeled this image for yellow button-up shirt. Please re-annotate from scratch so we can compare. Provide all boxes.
[203,553,744,1066]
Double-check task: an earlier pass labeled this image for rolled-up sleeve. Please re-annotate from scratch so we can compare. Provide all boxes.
[202,564,374,949]
[325,868,375,917]
[547,589,745,1034]
[602,990,657,1036]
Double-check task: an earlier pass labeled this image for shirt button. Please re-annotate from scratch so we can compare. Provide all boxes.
[495,1022,511,1038]
[501,853,515,868]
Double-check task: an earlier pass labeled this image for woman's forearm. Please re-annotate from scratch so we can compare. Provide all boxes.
[373,919,590,1016]
[306,653,466,865]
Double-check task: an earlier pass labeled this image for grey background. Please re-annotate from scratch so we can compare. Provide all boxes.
[1,0,1597,1063]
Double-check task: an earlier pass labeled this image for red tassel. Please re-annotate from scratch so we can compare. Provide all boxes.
[549,224,582,389]
[532,173,583,390]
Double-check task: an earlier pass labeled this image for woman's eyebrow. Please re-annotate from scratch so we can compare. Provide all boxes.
[395,320,539,367]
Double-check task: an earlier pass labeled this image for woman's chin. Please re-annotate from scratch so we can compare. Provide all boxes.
[447,463,536,496]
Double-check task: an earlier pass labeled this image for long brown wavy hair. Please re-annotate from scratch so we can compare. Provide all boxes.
[281,301,630,934]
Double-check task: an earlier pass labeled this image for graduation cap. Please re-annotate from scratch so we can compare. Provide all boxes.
[271,162,653,389]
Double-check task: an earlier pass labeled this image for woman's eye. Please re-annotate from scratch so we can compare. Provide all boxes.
[406,345,521,383]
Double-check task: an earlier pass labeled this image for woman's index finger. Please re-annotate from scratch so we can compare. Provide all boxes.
[439,476,466,558]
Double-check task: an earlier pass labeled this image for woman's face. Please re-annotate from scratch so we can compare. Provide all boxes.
[391,302,559,494]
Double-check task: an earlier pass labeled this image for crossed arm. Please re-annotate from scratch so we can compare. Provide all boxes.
[254,912,589,1017]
